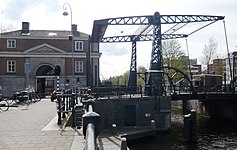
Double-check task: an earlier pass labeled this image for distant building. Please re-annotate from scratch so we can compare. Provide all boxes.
[191,64,202,75]
[189,58,197,66]
[232,52,237,81]
[222,52,237,84]
[209,58,223,75]
[187,58,201,75]
[0,22,101,97]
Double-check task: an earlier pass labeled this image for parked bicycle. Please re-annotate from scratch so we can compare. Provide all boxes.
[0,94,9,112]
[8,87,41,105]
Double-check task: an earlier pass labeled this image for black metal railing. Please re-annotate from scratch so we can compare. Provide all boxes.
[57,93,77,125]
[82,98,100,150]
[91,86,143,99]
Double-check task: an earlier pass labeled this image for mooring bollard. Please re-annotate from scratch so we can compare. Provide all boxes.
[184,114,191,142]
[120,137,127,150]
[191,109,197,141]
[150,120,156,130]
[184,110,196,142]
[112,124,117,135]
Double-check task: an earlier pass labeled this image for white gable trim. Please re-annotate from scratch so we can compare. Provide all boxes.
[23,43,66,53]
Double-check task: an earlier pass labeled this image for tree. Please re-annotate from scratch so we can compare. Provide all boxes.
[202,37,218,74]
[104,40,189,86]
[215,63,223,75]
[137,66,147,86]
[108,71,129,86]
[104,66,148,86]
[0,23,15,33]
[162,40,189,73]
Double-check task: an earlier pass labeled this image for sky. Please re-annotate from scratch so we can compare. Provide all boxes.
[1,0,237,79]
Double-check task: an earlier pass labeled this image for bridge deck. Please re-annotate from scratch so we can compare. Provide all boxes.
[171,92,237,101]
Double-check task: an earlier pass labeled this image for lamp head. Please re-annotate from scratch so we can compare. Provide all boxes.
[63,11,69,16]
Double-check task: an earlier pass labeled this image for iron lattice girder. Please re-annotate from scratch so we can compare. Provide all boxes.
[163,22,188,34]
[128,41,137,87]
[160,15,224,24]
[100,34,188,43]
[91,14,224,42]
[104,15,224,25]
[130,41,137,72]
[107,16,151,25]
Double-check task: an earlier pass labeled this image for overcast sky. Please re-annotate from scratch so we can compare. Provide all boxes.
[1,0,237,78]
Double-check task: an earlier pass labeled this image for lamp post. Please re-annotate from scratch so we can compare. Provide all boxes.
[63,3,75,92]
[63,3,72,31]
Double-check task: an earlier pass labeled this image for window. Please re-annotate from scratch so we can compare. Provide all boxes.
[75,61,83,73]
[75,41,83,51]
[93,47,98,52]
[7,39,16,48]
[7,60,16,73]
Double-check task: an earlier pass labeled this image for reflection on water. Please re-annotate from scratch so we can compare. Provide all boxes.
[128,112,237,150]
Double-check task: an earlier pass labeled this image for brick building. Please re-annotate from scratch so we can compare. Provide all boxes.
[0,22,101,97]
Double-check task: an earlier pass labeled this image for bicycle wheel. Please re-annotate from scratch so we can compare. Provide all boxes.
[7,98,15,105]
[0,99,9,111]
[8,95,19,104]
[36,95,41,101]
[25,98,32,106]
[21,99,31,110]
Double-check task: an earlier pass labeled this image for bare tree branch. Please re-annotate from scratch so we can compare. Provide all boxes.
[202,37,218,73]
[0,23,15,33]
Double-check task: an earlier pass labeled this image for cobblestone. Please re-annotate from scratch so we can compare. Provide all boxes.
[0,99,75,150]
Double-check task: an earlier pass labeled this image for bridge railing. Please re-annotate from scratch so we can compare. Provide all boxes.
[83,98,100,150]
[92,86,143,99]
[166,85,194,95]
[193,85,227,93]
[56,93,77,126]
[166,84,229,95]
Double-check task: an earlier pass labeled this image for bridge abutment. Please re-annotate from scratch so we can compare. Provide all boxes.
[94,96,171,131]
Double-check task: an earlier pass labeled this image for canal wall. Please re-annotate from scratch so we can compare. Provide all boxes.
[94,96,171,131]
[171,100,207,115]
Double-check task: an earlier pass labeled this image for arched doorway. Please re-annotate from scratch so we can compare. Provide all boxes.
[36,65,55,96]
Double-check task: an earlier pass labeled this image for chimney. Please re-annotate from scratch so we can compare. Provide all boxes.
[22,22,30,33]
[72,24,80,36]
[71,24,77,32]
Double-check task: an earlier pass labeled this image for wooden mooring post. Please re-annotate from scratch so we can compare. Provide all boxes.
[184,109,196,142]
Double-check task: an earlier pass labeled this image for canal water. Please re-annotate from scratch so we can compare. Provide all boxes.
[128,110,237,150]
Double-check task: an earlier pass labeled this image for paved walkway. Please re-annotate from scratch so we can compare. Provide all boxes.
[0,98,131,150]
[0,99,76,150]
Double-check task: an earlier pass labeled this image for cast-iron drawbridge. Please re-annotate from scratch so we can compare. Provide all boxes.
[91,12,231,98]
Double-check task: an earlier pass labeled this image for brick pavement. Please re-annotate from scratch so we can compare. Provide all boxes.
[0,99,76,150]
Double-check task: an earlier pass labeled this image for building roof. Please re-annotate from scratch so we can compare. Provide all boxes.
[0,30,89,39]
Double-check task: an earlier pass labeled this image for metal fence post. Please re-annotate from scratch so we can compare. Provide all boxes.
[57,96,62,125]
[71,93,76,127]
[62,96,66,118]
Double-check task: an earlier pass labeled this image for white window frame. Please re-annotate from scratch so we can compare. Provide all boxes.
[75,41,83,51]
[7,39,16,48]
[7,60,16,73]
[75,61,83,73]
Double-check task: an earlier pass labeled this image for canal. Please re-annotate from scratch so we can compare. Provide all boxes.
[128,109,237,150]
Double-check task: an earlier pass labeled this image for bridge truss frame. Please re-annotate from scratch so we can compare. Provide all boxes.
[91,12,224,96]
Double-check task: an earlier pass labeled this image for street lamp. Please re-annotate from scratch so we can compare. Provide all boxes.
[63,3,75,91]
[62,3,72,31]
